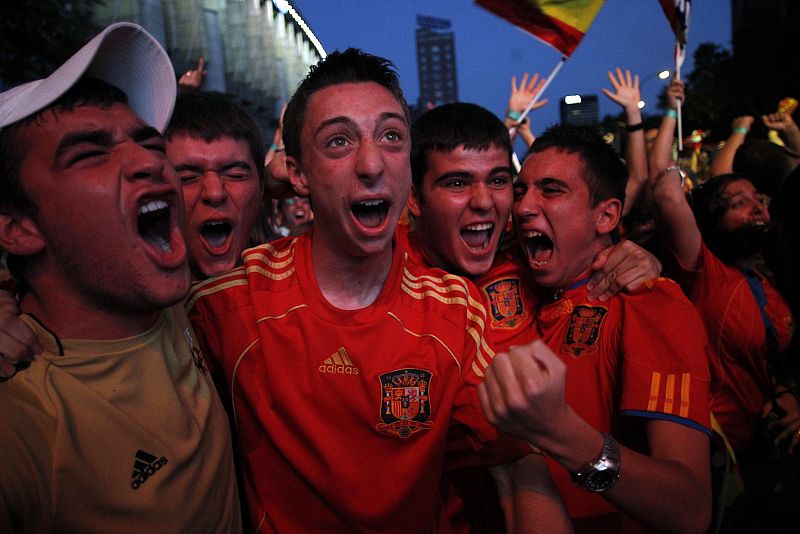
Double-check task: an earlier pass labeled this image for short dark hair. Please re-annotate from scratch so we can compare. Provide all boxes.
[0,77,128,213]
[282,48,409,163]
[410,102,512,196]
[527,124,627,207]
[0,77,128,280]
[166,91,265,183]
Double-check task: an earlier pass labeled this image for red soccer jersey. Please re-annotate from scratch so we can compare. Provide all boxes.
[186,233,521,532]
[671,243,794,451]
[397,223,538,352]
[397,223,537,533]
[535,277,712,520]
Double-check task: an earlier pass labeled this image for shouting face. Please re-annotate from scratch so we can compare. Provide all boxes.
[408,144,512,276]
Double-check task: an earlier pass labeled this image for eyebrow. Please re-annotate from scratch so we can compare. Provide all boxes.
[54,125,162,163]
[54,129,112,162]
[174,161,252,173]
[490,165,513,176]
[314,112,408,136]
[535,177,568,187]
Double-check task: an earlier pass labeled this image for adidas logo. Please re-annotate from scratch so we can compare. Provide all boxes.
[130,449,168,490]
[319,347,359,375]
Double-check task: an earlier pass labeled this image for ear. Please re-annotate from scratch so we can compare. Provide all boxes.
[594,198,622,236]
[406,186,423,218]
[285,155,310,197]
[0,210,46,256]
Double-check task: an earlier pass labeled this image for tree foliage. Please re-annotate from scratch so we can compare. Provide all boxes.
[657,1,800,142]
[0,0,105,87]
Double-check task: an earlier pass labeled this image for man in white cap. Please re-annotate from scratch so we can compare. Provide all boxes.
[0,23,241,531]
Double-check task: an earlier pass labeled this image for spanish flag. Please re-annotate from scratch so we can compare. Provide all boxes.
[476,0,605,57]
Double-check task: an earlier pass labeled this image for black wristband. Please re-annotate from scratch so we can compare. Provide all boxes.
[625,122,644,132]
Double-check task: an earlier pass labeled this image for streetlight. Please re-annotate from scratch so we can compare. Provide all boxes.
[638,69,671,109]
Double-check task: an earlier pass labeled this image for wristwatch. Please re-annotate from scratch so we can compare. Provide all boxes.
[572,433,621,492]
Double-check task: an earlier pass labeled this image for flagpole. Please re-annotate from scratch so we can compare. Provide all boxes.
[508,56,566,172]
[674,41,685,152]
[509,56,567,139]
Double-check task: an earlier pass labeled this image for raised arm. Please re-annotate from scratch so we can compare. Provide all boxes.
[505,73,548,146]
[648,80,702,270]
[602,68,646,217]
[178,57,206,93]
[709,116,754,177]
[763,111,800,161]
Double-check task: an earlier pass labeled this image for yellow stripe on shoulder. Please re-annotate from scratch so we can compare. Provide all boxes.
[402,267,489,317]
[185,270,250,310]
[243,240,296,271]
[246,264,296,281]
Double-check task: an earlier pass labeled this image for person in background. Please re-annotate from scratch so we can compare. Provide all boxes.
[650,84,799,531]
[165,91,266,280]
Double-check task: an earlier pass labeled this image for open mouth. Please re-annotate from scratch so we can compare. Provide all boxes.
[352,199,389,229]
[522,230,553,267]
[137,199,173,253]
[201,221,233,249]
[461,223,493,251]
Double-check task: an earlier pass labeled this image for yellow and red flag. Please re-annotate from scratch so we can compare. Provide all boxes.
[476,0,605,57]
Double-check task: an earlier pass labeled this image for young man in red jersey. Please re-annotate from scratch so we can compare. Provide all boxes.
[186,49,570,532]
[479,125,713,533]
[404,102,662,532]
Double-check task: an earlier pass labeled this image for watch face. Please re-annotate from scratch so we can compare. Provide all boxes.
[585,469,619,492]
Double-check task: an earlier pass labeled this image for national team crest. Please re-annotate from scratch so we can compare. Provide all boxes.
[184,327,208,375]
[376,369,434,438]
[484,278,526,329]
[561,306,607,357]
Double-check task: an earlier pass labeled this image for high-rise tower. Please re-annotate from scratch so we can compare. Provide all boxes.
[415,15,458,108]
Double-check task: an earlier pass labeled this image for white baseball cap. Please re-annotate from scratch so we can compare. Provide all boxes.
[0,22,176,132]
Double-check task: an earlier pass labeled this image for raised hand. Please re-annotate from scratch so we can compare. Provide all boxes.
[178,57,207,92]
[602,68,641,112]
[665,78,685,110]
[507,72,548,120]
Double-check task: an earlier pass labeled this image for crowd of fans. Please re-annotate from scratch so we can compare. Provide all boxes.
[0,21,798,533]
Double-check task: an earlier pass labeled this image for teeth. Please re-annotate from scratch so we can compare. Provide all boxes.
[531,259,549,267]
[359,199,383,207]
[206,221,227,228]
[139,199,168,215]
[523,230,544,238]
[465,223,493,231]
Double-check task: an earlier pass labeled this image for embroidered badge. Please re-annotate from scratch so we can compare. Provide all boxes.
[484,278,526,329]
[184,327,208,375]
[561,306,607,357]
[376,369,434,438]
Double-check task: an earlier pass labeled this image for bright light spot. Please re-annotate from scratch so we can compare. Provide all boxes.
[564,95,582,105]
[658,70,670,79]
[638,100,646,109]
[273,0,290,13]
